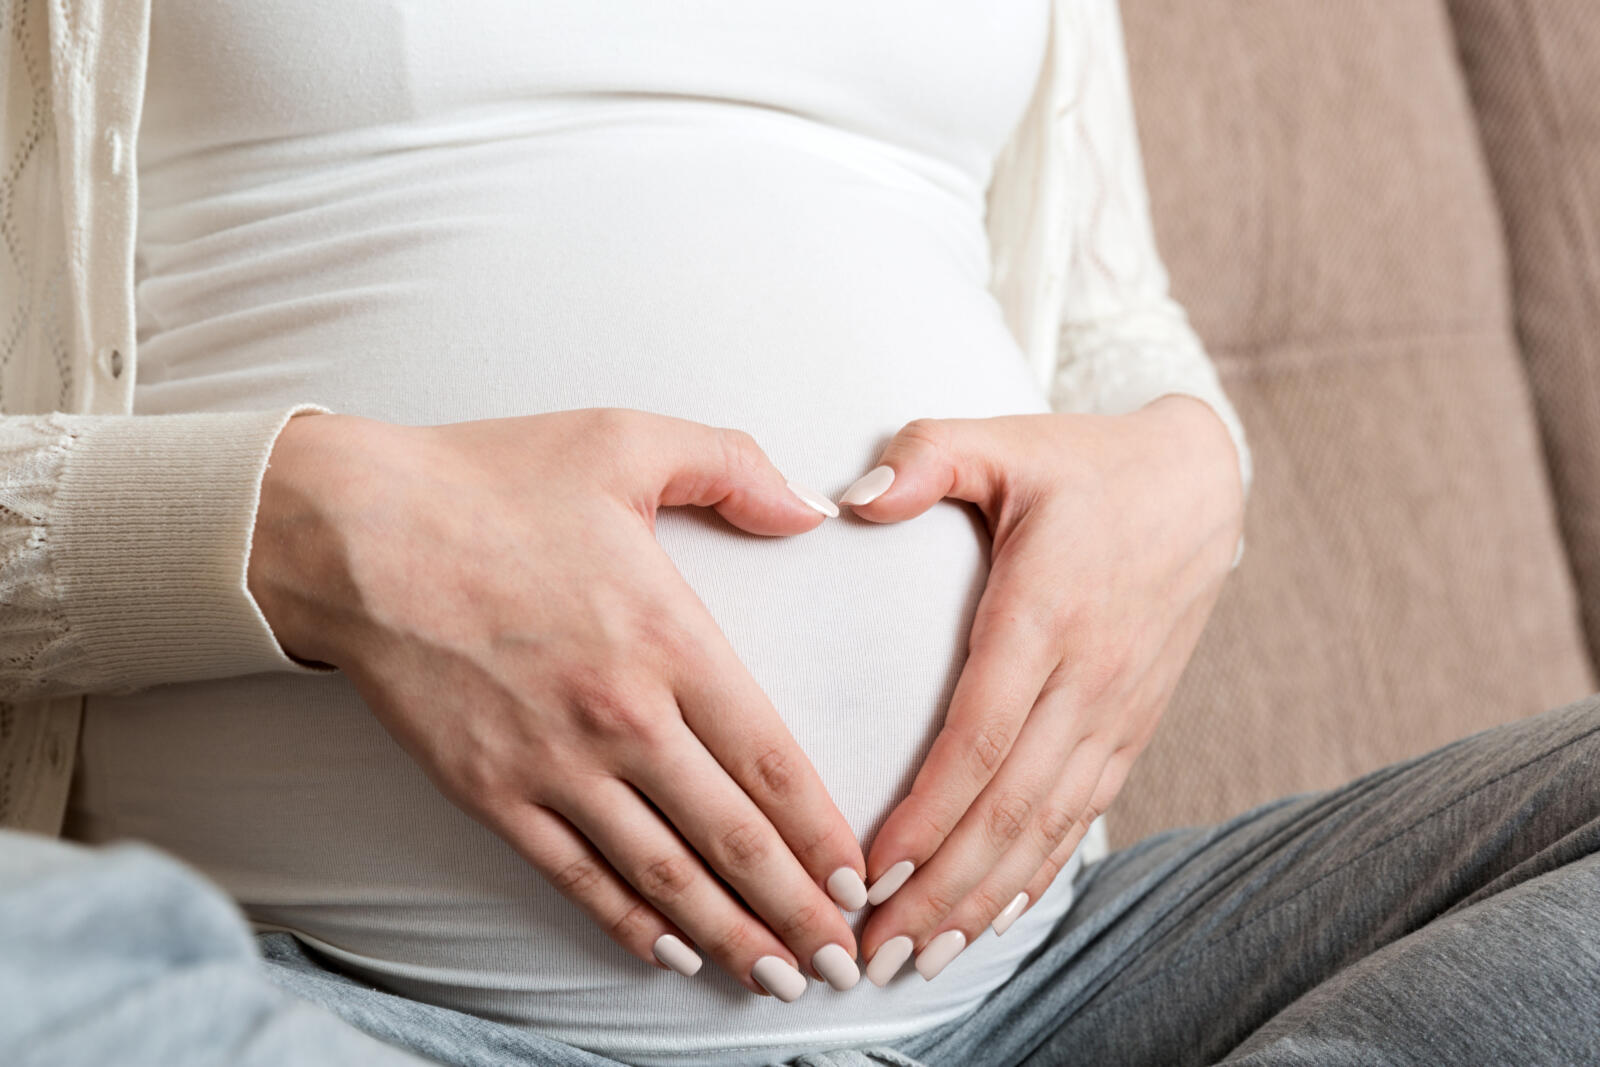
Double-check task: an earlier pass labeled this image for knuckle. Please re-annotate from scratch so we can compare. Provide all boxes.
[749,744,798,799]
[584,407,627,436]
[628,597,691,662]
[1036,802,1079,848]
[570,679,665,748]
[906,797,957,842]
[770,900,822,943]
[917,886,959,923]
[587,408,648,452]
[973,595,1053,650]
[714,819,771,876]
[789,820,849,870]
[967,718,1015,776]
[965,883,1007,922]
[1075,658,1121,708]
[609,900,656,943]
[984,792,1033,847]
[1050,601,1093,651]
[966,603,1010,649]
[717,427,765,478]
[1042,610,1075,651]
[549,855,608,900]
[898,418,948,453]
[710,921,754,961]
[450,757,511,812]
[1075,638,1132,707]
[1037,591,1086,645]
[636,854,696,904]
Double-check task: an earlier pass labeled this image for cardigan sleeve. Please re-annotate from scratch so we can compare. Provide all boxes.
[0,405,341,701]
[1048,0,1253,559]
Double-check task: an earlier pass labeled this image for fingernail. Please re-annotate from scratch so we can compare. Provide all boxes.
[752,956,808,1002]
[812,943,861,991]
[652,934,703,977]
[826,867,869,911]
[915,929,967,980]
[786,480,840,518]
[839,465,895,507]
[991,892,1029,937]
[866,859,915,905]
[865,935,914,987]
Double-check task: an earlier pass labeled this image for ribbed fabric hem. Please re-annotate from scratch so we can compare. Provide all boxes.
[50,404,339,693]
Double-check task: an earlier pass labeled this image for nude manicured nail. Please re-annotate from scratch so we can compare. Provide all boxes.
[652,934,703,977]
[866,860,915,905]
[915,930,967,980]
[752,956,808,1002]
[839,465,895,507]
[865,935,914,987]
[826,867,869,911]
[786,480,840,518]
[812,943,861,991]
[991,892,1029,937]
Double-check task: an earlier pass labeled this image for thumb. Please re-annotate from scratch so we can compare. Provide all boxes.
[838,418,1001,524]
[651,421,837,536]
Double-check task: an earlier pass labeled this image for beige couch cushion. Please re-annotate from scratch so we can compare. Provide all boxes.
[1449,0,1600,665]
[1108,0,1595,846]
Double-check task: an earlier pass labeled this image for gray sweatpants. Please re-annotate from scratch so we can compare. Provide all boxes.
[6,694,1599,1066]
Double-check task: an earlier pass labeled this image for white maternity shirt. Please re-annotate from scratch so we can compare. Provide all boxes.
[67,2,1106,1064]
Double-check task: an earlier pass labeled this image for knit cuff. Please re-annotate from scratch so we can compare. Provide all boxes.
[50,405,339,694]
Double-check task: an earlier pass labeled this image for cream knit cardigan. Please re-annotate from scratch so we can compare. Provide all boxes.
[0,0,1251,835]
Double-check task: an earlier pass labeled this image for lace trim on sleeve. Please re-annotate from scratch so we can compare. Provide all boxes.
[0,414,82,700]
[1051,0,1253,503]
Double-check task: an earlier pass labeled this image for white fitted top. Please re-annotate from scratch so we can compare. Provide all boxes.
[68,2,1105,1063]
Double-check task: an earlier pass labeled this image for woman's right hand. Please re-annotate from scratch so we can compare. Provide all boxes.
[246,408,867,998]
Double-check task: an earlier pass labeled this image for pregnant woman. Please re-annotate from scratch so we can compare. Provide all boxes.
[4,0,1242,1057]
[6,2,1599,1066]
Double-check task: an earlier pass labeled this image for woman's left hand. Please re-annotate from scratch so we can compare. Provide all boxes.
[843,396,1244,983]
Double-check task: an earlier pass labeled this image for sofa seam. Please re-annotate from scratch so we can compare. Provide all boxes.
[1208,322,1510,376]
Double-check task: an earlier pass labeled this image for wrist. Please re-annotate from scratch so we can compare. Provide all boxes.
[1132,396,1246,566]
[1140,395,1244,504]
[248,411,380,668]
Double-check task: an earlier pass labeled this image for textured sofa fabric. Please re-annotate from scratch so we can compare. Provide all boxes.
[1449,0,1600,666]
[1108,0,1596,846]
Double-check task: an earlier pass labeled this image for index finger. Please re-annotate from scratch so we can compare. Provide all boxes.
[670,598,872,918]
[862,570,1060,908]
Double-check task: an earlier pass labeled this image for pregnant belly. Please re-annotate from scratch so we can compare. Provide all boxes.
[73,503,1091,1067]
[76,113,1082,1064]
